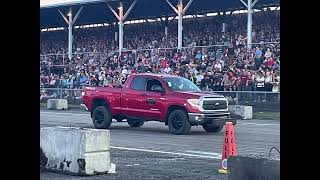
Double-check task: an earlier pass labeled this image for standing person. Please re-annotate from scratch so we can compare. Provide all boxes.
[89,75,97,87]
[254,72,265,102]
[195,72,204,87]
[75,73,81,89]
[272,72,280,92]
[264,71,273,91]
[264,48,273,60]
[273,60,280,71]
[190,64,198,75]
[239,70,249,91]
[264,71,273,101]
[189,72,196,84]
[254,47,263,70]
[227,44,235,61]
[80,73,88,87]
[255,72,265,91]
[49,74,56,88]
[61,75,68,88]
[255,47,262,58]
[164,65,172,74]
[137,62,146,73]
[200,74,211,91]
[67,75,74,89]
[213,60,222,72]
[121,65,128,75]
[228,72,237,91]
[237,70,248,100]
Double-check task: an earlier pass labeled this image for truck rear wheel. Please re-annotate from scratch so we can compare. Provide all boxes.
[92,106,112,129]
[168,110,191,135]
[202,124,223,133]
[127,119,144,127]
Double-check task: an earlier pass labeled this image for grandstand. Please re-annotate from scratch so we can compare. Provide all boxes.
[40,0,280,94]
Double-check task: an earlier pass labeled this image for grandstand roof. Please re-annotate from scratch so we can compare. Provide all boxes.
[40,0,279,29]
[40,0,117,9]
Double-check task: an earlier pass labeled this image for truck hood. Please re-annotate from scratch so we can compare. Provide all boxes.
[174,91,225,98]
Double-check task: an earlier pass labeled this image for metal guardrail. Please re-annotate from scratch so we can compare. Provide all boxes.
[40,88,83,100]
[40,42,280,62]
[213,91,280,105]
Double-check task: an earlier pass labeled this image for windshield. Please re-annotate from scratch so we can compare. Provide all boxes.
[163,77,201,92]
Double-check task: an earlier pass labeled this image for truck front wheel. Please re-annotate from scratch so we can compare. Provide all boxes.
[92,106,112,129]
[202,124,223,133]
[127,119,144,127]
[168,110,191,135]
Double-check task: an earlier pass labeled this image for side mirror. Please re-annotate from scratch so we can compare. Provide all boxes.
[151,85,165,92]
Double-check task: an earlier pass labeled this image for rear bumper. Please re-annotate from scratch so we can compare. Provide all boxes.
[188,111,236,126]
[80,103,88,111]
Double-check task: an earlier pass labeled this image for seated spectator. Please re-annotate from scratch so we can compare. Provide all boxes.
[40,10,280,92]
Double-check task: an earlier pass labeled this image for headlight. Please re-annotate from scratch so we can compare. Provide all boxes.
[187,99,200,108]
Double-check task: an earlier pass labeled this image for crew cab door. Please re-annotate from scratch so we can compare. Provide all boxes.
[121,76,148,117]
[141,78,167,120]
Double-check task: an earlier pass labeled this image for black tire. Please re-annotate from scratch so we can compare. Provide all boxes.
[202,124,224,133]
[127,119,144,127]
[168,110,191,135]
[92,106,112,129]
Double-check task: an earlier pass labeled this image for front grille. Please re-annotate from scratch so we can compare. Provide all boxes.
[202,99,227,110]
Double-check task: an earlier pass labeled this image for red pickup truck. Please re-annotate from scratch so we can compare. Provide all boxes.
[81,73,236,135]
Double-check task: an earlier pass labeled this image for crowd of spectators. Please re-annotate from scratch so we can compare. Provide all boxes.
[40,9,280,100]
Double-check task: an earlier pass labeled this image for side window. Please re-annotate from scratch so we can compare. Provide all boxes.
[146,78,163,92]
[130,76,147,91]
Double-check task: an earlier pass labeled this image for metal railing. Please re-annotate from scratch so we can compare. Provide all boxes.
[40,41,281,61]
[213,90,280,103]
[40,88,83,101]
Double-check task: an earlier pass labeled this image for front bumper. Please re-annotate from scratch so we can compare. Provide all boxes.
[80,103,88,111]
[188,111,236,126]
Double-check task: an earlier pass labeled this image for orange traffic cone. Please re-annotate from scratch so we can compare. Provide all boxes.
[218,122,237,174]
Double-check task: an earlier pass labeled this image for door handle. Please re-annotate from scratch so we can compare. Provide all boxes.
[146,98,156,105]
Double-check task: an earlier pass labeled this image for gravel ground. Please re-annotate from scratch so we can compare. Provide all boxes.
[41,149,228,180]
[40,110,280,180]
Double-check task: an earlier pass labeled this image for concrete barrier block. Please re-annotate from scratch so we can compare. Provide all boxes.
[47,99,68,110]
[228,155,280,180]
[40,126,111,175]
[229,105,253,119]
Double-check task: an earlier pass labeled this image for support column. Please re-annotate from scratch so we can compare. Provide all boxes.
[107,0,138,55]
[68,8,73,60]
[118,2,124,54]
[164,16,168,39]
[240,0,258,49]
[247,0,252,49]
[58,7,83,60]
[165,0,194,50]
[165,26,168,39]
[177,1,183,49]
[115,31,118,43]
[222,22,226,33]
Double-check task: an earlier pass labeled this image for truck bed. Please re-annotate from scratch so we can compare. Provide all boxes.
[82,86,123,113]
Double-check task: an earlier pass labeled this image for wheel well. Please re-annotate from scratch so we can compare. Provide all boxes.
[165,105,187,125]
[91,98,108,117]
